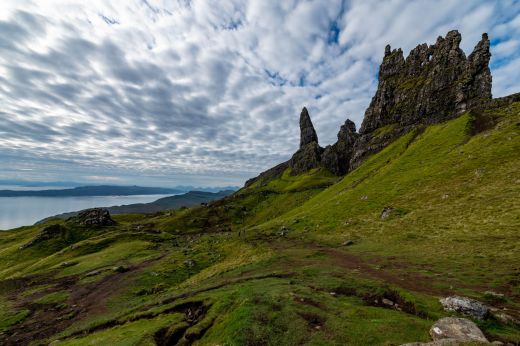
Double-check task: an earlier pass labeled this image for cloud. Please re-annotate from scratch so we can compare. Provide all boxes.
[0,0,519,186]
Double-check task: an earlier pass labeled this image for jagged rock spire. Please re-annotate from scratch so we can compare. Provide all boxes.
[299,107,319,148]
[322,119,359,175]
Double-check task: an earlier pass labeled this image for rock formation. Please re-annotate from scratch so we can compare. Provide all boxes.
[299,107,319,147]
[72,208,115,227]
[321,119,359,175]
[246,30,495,185]
[289,108,323,174]
[288,108,359,176]
[350,30,492,169]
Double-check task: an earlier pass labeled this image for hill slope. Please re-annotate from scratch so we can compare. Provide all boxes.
[0,101,518,345]
[0,30,519,345]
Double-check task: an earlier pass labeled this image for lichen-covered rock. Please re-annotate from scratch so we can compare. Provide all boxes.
[351,31,492,170]
[74,208,115,227]
[429,317,488,343]
[440,296,489,320]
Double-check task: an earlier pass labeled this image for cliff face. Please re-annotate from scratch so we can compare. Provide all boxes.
[350,31,491,168]
[246,30,494,186]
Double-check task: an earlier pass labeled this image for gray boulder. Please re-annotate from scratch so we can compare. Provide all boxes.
[430,317,488,343]
[440,296,489,320]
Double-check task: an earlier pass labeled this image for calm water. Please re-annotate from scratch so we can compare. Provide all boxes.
[0,194,172,230]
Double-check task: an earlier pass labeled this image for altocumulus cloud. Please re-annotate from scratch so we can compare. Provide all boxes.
[0,0,519,186]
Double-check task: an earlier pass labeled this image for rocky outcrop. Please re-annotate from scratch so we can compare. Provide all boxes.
[351,31,492,169]
[440,296,489,320]
[288,108,360,175]
[321,119,359,175]
[245,30,496,185]
[72,208,115,227]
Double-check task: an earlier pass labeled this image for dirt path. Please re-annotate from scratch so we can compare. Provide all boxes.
[1,256,163,346]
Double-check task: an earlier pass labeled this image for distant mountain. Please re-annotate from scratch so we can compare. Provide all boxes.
[0,185,183,197]
[38,190,234,222]
[171,185,240,193]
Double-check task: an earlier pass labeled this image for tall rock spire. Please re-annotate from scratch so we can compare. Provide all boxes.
[299,107,318,148]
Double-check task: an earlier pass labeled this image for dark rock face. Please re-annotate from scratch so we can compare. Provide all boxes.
[74,208,115,227]
[290,141,323,175]
[290,109,359,175]
[299,107,319,148]
[289,107,324,175]
[321,119,359,175]
[351,31,492,169]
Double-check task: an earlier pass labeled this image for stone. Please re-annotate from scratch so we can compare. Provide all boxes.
[380,207,394,219]
[440,296,489,320]
[74,208,115,227]
[184,259,196,268]
[429,317,488,343]
[85,270,102,277]
[382,298,394,306]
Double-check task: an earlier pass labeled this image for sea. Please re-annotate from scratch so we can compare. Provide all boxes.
[0,185,171,230]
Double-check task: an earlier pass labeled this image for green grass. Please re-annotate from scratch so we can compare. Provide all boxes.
[0,102,519,345]
[35,291,70,304]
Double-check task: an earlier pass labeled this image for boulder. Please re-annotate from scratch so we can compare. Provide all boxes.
[440,296,489,320]
[429,317,488,343]
[74,208,115,227]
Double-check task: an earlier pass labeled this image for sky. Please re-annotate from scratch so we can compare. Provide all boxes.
[1,0,519,187]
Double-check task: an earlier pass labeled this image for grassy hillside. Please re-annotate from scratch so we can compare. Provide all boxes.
[0,102,519,345]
